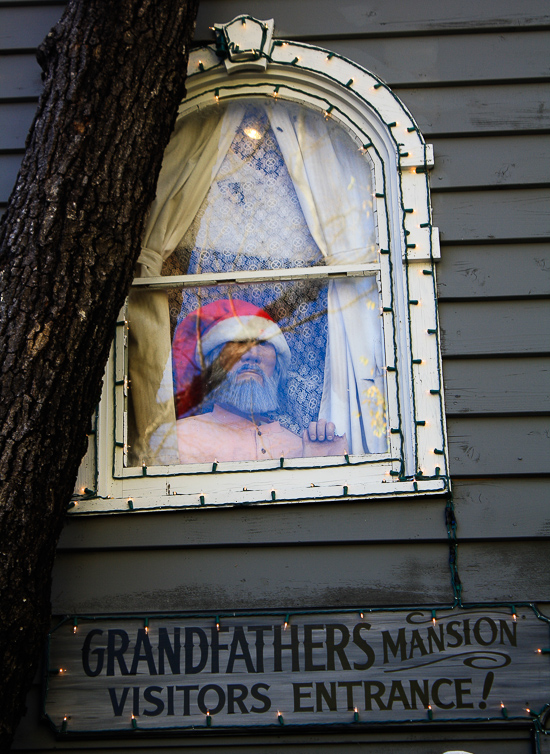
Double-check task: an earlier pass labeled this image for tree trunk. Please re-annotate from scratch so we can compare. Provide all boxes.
[0,0,200,746]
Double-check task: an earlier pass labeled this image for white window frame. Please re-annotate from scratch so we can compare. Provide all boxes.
[71,17,448,515]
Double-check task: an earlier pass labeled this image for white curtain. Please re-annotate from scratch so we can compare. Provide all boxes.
[130,99,387,463]
[129,103,245,464]
[268,104,387,454]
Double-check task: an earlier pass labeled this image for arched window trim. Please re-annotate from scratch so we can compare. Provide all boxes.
[72,20,448,515]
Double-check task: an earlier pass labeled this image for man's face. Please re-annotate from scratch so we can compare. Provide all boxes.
[208,339,281,417]
[219,340,277,383]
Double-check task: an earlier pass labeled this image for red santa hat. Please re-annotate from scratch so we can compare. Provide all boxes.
[173,299,291,419]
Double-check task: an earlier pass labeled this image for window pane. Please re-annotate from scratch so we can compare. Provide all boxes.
[158,99,378,279]
[128,278,386,467]
[163,102,325,277]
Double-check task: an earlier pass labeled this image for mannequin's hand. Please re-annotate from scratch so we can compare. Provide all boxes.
[302,421,347,457]
[307,419,336,442]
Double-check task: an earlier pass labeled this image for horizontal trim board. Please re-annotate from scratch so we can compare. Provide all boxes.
[55,478,550,551]
[0,152,21,200]
[433,188,550,243]
[430,135,550,191]
[396,83,550,136]
[51,543,454,613]
[459,540,550,602]
[453,478,550,540]
[57,497,451,551]
[317,31,550,87]
[0,4,62,50]
[443,356,550,415]
[6,30,550,101]
[437,243,550,300]
[0,52,42,100]
[439,299,550,357]
[3,33,550,103]
[447,416,550,476]
[195,1,550,39]
[0,100,36,149]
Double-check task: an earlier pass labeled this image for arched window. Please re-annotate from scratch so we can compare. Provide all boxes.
[75,15,448,513]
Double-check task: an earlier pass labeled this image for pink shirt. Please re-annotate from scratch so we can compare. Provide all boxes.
[176,405,346,464]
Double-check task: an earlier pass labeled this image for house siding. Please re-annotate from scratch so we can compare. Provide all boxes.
[3,1,549,751]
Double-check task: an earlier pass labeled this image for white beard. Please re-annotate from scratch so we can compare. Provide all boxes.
[211,364,280,417]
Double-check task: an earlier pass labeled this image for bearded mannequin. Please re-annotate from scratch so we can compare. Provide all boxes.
[173,300,346,464]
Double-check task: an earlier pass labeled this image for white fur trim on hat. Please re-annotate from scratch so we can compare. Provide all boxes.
[200,314,291,370]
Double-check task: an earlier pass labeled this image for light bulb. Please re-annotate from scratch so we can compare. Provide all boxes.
[244,127,262,140]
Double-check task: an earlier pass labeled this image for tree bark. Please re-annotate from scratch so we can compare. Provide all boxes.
[0,0,200,746]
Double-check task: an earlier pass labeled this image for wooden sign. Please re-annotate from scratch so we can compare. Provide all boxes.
[45,608,550,733]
